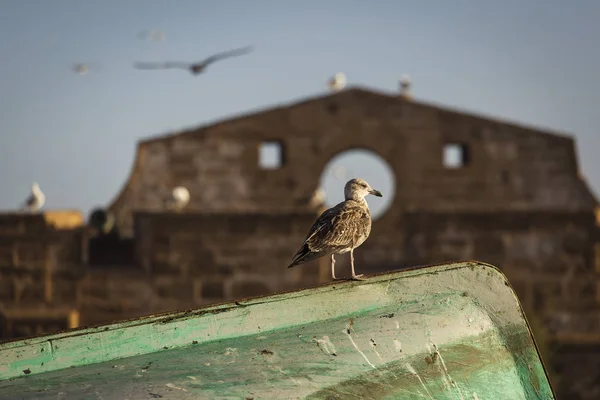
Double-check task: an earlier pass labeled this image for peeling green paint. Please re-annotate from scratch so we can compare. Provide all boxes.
[0,261,555,399]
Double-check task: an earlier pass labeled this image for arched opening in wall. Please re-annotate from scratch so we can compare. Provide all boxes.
[318,149,396,220]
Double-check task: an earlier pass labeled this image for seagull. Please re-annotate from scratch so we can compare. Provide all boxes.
[165,186,190,211]
[328,72,347,92]
[72,62,102,75]
[22,182,45,212]
[73,63,89,75]
[133,46,253,75]
[288,178,382,281]
[399,73,412,98]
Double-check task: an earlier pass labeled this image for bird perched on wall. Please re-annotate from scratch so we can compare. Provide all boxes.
[133,46,253,76]
[22,182,45,212]
[399,73,412,99]
[88,208,116,235]
[288,178,382,281]
[165,186,190,211]
[328,72,347,92]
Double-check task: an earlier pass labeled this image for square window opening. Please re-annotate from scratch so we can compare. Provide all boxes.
[443,143,470,169]
[259,141,285,169]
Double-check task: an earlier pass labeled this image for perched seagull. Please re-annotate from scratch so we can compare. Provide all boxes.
[22,182,45,212]
[328,72,347,92]
[399,73,412,98]
[288,178,382,281]
[165,186,190,211]
[133,46,253,76]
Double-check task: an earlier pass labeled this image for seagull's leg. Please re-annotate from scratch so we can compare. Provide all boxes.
[350,248,365,280]
[331,254,338,280]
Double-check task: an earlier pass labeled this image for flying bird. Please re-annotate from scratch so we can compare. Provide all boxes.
[288,178,382,281]
[133,46,253,75]
[72,62,102,75]
[73,63,89,75]
[22,182,45,212]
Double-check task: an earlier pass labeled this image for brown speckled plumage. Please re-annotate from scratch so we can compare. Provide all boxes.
[288,178,382,280]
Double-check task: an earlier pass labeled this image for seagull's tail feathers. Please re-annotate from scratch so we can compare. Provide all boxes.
[287,244,324,268]
[287,244,309,268]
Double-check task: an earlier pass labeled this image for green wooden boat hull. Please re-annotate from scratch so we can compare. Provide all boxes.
[0,261,555,399]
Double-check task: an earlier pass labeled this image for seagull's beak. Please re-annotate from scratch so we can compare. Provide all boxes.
[369,189,383,197]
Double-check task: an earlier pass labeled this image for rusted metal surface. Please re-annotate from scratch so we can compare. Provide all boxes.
[0,261,555,399]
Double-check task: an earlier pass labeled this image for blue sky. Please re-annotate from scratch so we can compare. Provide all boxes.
[1,1,599,218]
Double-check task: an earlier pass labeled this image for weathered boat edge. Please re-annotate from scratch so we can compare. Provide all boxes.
[0,261,473,348]
[0,260,555,399]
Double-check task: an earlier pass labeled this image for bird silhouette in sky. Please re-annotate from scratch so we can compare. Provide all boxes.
[73,63,89,75]
[72,62,102,75]
[133,46,253,75]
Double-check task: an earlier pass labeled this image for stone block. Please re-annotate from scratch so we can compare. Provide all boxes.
[229,280,272,299]
[201,280,225,299]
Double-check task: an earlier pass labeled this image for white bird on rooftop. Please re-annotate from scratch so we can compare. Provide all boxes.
[165,186,190,211]
[399,73,412,97]
[328,72,347,92]
[288,178,382,281]
[22,182,45,212]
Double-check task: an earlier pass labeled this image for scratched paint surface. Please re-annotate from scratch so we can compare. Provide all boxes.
[0,262,555,399]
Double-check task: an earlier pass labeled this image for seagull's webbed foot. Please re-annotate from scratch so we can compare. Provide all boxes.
[350,274,365,281]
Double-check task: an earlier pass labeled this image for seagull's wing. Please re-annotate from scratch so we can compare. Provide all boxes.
[133,61,190,70]
[305,202,368,253]
[163,62,193,69]
[195,46,253,68]
[302,206,337,244]
[288,206,336,266]
[288,202,370,267]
